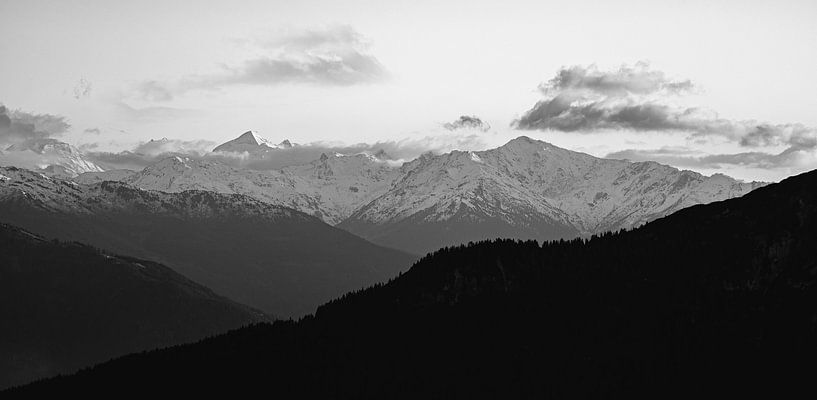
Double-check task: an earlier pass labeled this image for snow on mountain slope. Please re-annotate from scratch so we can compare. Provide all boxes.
[338,136,765,253]
[474,136,766,232]
[80,133,765,254]
[277,152,400,223]
[0,138,104,178]
[120,152,396,225]
[0,165,304,220]
[0,165,415,317]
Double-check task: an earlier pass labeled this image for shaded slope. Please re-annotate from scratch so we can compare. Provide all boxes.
[0,167,416,317]
[9,169,816,398]
[0,224,265,390]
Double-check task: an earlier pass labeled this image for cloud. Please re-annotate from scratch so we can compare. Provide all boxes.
[113,101,196,122]
[135,81,173,102]
[135,25,388,101]
[85,138,216,170]
[0,104,71,146]
[540,62,694,97]
[443,115,491,132]
[606,146,816,171]
[83,127,101,135]
[85,131,489,171]
[72,78,93,100]
[514,62,817,169]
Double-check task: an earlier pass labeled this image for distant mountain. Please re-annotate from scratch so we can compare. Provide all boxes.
[96,134,763,255]
[72,168,136,184]
[0,138,103,178]
[10,168,815,398]
[340,137,765,253]
[0,223,265,390]
[212,130,295,154]
[113,153,397,225]
[0,166,415,317]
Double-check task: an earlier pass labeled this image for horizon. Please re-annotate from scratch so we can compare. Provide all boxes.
[2,0,816,182]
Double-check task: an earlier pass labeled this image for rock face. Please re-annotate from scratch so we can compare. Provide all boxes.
[78,135,765,255]
[212,130,294,154]
[0,166,416,318]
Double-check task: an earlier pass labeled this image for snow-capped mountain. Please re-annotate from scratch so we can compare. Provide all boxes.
[0,138,104,178]
[340,137,766,253]
[0,166,414,317]
[77,135,765,254]
[112,152,397,225]
[212,130,295,154]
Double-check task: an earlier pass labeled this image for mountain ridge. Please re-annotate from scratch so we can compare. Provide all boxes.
[0,222,266,390]
[77,134,764,253]
[10,167,815,398]
[0,166,416,317]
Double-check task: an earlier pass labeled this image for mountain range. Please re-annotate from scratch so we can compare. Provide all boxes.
[0,166,415,317]
[78,133,765,254]
[9,166,815,398]
[0,138,103,178]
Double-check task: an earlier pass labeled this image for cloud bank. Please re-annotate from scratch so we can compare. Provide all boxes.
[0,105,71,146]
[135,25,388,101]
[86,131,490,171]
[443,115,491,132]
[515,63,817,170]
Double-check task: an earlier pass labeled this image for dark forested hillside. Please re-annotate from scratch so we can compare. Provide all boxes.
[8,169,817,398]
[0,224,266,390]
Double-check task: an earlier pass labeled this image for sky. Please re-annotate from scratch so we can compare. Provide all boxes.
[1,0,816,181]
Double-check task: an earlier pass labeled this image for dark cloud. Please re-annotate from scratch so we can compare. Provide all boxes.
[540,62,694,97]
[135,25,388,101]
[84,128,101,135]
[0,104,71,146]
[514,63,817,170]
[443,115,491,132]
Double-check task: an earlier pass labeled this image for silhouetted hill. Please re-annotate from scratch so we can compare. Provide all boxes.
[0,224,266,390]
[0,167,417,317]
[8,169,817,398]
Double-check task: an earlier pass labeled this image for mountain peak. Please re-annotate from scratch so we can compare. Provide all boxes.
[234,131,266,146]
[503,136,550,147]
[213,131,276,153]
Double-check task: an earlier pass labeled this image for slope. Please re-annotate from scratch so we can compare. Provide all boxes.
[0,166,416,317]
[10,168,815,398]
[0,223,265,390]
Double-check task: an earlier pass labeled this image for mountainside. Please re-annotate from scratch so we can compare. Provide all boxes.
[0,166,415,317]
[115,153,398,225]
[83,135,763,255]
[0,138,104,178]
[212,130,294,154]
[0,223,265,390]
[341,136,764,253]
[10,168,815,398]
